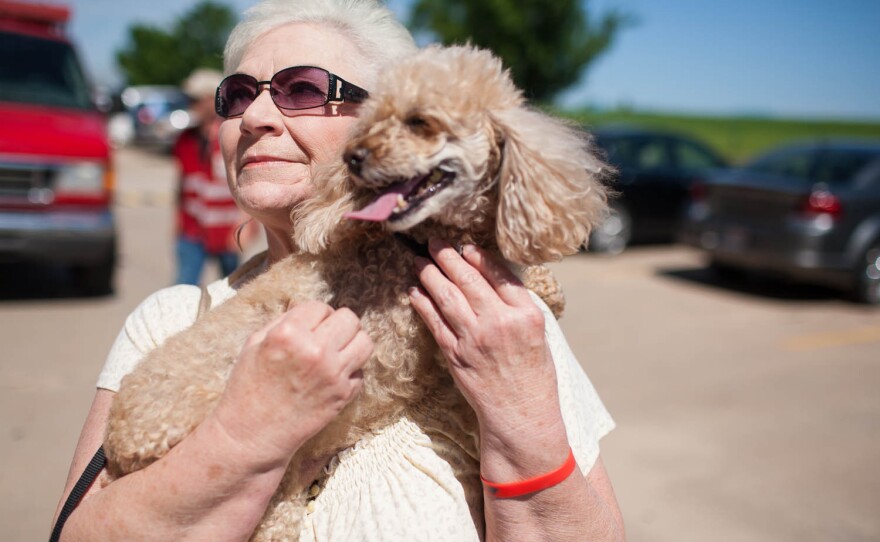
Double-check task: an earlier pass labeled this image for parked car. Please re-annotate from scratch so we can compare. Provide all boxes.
[0,0,116,294]
[115,85,192,149]
[679,140,880,304]
[589,127,727,253]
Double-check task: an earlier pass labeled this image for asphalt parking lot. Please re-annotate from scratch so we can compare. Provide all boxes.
[1,148,878,541]
[551,247,879,542]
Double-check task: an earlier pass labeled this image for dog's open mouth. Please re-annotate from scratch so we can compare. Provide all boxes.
[345,165,455,222]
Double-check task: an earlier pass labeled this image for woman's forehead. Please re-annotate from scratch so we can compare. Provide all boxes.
[236,22,369,84]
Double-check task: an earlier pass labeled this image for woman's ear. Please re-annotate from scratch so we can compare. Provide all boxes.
[490,106,611,264]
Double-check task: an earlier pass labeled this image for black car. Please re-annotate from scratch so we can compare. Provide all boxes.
[589,127,727,253]
[679,140,880,304]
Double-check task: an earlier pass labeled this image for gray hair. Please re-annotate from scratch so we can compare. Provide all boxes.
[223,0,417,80]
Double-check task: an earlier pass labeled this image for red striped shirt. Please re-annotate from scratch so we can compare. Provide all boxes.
[173,126,240,254]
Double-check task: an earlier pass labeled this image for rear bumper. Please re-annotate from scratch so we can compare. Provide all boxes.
[679,214,853,288]
[0,209,116,265]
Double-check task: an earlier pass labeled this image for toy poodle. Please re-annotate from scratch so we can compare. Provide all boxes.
[104,44,610,541]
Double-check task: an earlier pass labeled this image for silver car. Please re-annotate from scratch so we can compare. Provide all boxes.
[116,85,192,149]
[680,140,880,304]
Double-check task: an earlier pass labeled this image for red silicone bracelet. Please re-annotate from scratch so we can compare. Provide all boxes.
[480,448,577,499]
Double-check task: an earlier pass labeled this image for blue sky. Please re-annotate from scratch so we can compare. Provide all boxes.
[64,0,880,120]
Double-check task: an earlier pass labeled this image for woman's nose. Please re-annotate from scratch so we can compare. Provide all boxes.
[239,89,283,135]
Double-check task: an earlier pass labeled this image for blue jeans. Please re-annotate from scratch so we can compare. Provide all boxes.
[175,237,239,286]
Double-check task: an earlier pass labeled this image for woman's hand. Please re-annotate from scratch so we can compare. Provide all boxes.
[409,239,624,542]
[211,300,374,467]
[408,239,565,449]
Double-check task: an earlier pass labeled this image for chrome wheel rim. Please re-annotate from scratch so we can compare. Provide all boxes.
[863,247,880,303]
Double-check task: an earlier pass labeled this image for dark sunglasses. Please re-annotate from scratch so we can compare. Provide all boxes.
[215,65,369,118]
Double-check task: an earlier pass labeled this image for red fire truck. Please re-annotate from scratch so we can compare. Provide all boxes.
[0,0,116,294]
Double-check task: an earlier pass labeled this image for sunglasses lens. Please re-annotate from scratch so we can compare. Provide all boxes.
[217,74,257,118]
[271,67,330,110]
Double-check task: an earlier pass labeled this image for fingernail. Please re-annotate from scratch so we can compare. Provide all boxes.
[462,244,476,255]
[428,237,445,251]
[408,286,421,298]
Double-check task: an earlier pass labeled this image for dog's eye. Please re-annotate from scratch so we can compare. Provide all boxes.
[405,115,429,130]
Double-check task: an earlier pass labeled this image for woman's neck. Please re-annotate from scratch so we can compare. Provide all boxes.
[263,226,297,265]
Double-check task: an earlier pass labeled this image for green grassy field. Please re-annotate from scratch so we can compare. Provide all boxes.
[559,109,880,164]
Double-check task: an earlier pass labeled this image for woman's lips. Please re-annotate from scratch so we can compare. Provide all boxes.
[240,156,292,169]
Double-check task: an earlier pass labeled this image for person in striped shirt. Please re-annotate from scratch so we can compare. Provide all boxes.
[173,68,246,285]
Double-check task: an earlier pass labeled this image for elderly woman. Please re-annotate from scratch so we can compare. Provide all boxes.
[52,0,623,540]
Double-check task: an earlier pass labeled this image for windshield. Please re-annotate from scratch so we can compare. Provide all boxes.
[0,31,94,110]
[811,149,880,185]
[747,146,880,185]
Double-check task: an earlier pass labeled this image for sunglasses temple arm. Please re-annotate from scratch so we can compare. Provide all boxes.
[329,74,369,104]
[340,82,369,104]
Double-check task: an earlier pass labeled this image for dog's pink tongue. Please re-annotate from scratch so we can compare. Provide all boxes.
[344,192,401,222]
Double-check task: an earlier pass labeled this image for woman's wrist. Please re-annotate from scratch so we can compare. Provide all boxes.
[481,448,577,498]
[203,407,300,473]
[477,406,571,483]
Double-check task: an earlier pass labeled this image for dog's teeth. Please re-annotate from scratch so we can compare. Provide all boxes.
[395,194,407,210]
[430,169,443,183]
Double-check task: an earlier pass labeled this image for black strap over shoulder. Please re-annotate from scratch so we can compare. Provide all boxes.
[50,277,219,541]
[49,446,106,542]
[197,284,212,320]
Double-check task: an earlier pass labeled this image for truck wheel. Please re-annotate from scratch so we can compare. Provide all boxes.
[73,257,115,296]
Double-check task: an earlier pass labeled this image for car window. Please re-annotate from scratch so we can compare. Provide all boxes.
[747,148,814,180]
[810,150,880,186]
[598,135,682,171]
[597,137,638,169]
[635,139,672,169]
[853,158,880,187]
[0,31,93,110]
[674,140,723,171]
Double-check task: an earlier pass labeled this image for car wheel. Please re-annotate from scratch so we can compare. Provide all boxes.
[72,256,116,296]
[852,242,880,305]
[589,206,632,255]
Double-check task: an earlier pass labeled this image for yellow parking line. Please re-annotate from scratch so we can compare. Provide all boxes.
[784,325,880,352]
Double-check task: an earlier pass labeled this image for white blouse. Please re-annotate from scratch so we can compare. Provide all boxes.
[97,261,615,541]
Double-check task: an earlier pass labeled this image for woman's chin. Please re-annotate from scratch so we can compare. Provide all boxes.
[236,181,312,223]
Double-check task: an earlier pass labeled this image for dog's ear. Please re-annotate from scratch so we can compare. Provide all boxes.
[292,161,359,254]
[490,107,610,264]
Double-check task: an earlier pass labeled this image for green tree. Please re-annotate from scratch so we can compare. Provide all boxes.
[410,0,632,103]
[116,1,236,86]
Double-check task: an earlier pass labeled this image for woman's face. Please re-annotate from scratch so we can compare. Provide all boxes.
[220,22,368,231]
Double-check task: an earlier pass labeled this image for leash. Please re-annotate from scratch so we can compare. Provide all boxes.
[49,446,106,542]
[50,285,215,542]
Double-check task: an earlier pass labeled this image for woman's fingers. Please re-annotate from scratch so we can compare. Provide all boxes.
[413,254,475,338]
[408,284,459,349]
[290,299,336,330]
[242,302,307,350]
[313,307,364,352]
[426,239,531,312]
[427,238,497,309]
[245,301,370,374]
[343,330,374,374]
[458,243,533,308]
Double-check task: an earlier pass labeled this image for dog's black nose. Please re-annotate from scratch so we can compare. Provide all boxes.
[345,147,368,174]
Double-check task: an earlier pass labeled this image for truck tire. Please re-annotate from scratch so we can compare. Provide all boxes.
[73,256,115,296]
